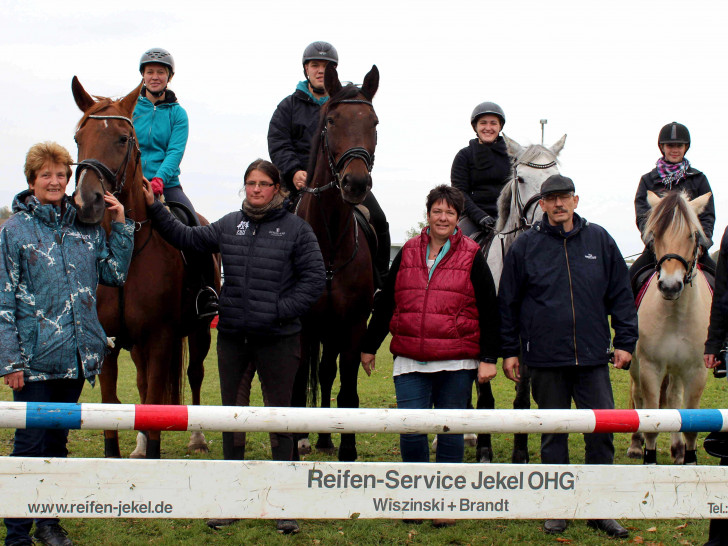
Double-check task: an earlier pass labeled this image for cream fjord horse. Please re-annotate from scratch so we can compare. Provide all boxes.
[627,190,712,464]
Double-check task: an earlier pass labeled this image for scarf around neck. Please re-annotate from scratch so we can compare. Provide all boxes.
[656,157,690,190]
[242,192,286,222]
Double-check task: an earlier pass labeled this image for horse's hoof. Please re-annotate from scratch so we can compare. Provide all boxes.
[464,433,477,447]
[297,438,312,456]
[129,451,146,459]
[188,445,209,454]
[187,432,208,454]
[671,443,686,464]
[626,447,643,459]
[338,444,357,462]
[476,447,493,464]
[643,449,658,465]
[431,437,438,452]
[511,450,529,464]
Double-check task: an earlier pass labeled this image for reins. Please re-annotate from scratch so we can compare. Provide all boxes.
[491,159,557,258]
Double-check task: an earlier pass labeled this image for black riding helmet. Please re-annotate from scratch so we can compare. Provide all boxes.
[658,122,690,152]
[302,41,338,94]
[470,102,506,130]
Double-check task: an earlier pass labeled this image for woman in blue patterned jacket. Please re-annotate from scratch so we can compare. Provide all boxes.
[0,142,133,546]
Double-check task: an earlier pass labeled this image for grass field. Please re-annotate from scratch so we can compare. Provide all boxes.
[1,330,727,545]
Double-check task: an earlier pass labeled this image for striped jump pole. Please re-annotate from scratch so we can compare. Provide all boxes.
[1,403,727,520]
[1,402,728,434]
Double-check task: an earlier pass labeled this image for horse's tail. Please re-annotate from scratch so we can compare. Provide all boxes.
[304,334,321,407]
[163,336,186,405]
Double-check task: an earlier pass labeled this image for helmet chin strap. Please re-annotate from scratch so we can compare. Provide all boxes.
[141,84,166,99]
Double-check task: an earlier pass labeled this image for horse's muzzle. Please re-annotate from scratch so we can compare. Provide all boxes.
[340,174,372,204]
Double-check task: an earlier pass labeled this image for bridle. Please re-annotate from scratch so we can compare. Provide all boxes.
[299,98,376,285]
[654,230,700,286]
[301,99,376,196]
[74,114,140,196]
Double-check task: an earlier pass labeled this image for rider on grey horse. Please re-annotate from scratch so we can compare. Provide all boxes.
[451,101,511,245]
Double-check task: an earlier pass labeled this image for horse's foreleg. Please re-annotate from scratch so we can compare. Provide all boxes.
[475,381,494,463]
[186,326,210,454]
[638,359,663,463]
[315,342,338,455]
[627,366,645,459]
[512,363,531,464]
[336,338,362,462]
[99,347,122,458]
[675,367,707,464]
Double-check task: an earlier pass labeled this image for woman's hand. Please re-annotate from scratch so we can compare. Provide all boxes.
[141,177,155,206]
[3,370,24,392]
[361,352,376,377]
[103,192,125,223]
[477,361,497,384]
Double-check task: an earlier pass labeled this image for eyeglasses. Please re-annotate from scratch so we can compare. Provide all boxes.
[244,181,276,188]
[542,192,574,203]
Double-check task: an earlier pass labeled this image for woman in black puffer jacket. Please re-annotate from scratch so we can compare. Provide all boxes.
[142,159,324,535]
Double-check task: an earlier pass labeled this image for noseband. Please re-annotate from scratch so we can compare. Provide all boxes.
[303,99,376,196]
[655,231,700,286]
[74,114,139,196]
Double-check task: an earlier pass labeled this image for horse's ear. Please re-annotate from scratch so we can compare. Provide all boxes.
[550,134,567,156]
[119,82,143,117]
[72,76,95,112]
[325,63,342,98]
[690,191,712,215]
[647,190,661,209]
[361,65,379,100]
[502,134,523,158]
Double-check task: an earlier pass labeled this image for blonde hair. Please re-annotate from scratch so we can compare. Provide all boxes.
[24,141,73,185]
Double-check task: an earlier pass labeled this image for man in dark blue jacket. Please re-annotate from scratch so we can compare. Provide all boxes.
[499,174,638,539]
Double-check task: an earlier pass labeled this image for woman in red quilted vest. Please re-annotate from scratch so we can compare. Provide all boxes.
[361,185,500,524]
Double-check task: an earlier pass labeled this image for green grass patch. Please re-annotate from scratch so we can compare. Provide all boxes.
[1,330,725,544]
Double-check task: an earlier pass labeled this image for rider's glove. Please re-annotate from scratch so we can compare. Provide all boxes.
[150,177,164,197]
[479,215,496,230]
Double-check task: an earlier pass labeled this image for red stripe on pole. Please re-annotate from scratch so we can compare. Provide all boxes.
[134,405,189,431]
[593,409,640,433]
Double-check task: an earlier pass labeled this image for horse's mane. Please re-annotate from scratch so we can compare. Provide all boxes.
[643,191,704,243]
[75,97,117,130]
[495,144,558,230]
[305,84,364,184]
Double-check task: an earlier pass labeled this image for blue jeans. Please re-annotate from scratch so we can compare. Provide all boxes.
[4,376,84,545]
[394,369,475,463]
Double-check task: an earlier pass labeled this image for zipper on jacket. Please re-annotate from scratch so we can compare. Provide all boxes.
[563,239,579,365]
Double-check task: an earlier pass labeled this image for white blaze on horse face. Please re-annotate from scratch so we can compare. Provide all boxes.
[74,169,88,209]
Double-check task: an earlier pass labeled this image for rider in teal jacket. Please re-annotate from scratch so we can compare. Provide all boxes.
[132,47,218,318]
[133,91,188,190]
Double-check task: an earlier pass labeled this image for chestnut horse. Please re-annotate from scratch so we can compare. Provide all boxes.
[71,77,219,459]
[293,64,379,461]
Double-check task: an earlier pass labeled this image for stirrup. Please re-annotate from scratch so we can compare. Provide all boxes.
[196,286,219,319]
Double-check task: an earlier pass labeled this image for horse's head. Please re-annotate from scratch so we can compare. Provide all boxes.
[314,64,379,204]
[643,190,710,300]
[495,135,566,232]
[71,76,142,224]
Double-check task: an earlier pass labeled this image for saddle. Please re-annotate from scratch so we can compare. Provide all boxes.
[167,200,198,227]
[354,205,381,287]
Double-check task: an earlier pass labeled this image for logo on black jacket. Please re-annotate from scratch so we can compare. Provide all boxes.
[236,220,249,236]
[584,253,597,260]
[269,227,286,237]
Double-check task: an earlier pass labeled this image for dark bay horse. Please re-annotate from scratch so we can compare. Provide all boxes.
[293,64,379,461]
[71,77,219,459]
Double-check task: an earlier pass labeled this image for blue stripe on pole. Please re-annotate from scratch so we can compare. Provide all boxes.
[26,403,82,429]
[678,409,724,432]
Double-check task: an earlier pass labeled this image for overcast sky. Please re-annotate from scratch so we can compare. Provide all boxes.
[2,0,727,256]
